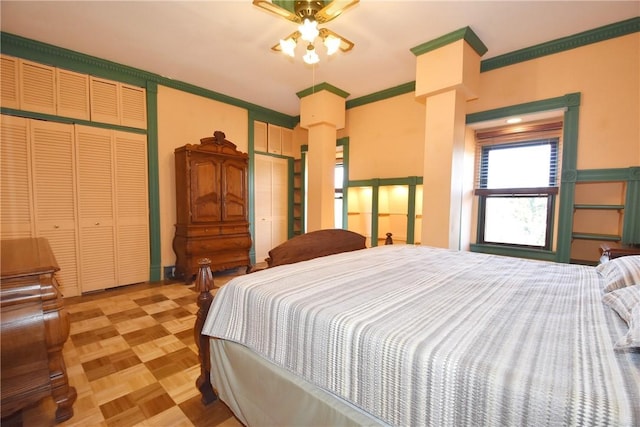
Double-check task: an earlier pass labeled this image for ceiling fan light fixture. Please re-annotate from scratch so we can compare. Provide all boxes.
[303,43,320,65]
[279,38,297,57]
[299,18,319,43]
[323,34,341,55]
[257,0,359,65]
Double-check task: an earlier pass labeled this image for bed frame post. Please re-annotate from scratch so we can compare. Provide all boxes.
[194,258,217,405]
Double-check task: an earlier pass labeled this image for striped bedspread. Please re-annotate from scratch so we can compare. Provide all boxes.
[202,245,640,426]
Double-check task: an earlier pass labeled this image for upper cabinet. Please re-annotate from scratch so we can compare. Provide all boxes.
[90,77,147,128]
[253,120,294,157]
[1,55,146,129]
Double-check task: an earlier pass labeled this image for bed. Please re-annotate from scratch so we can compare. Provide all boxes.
[193,229,640,426]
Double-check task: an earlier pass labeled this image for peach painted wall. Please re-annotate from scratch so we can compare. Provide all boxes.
[343,92,425,180]
[468,32,640,168]
[344,33,638,179]
[156,85,248,269]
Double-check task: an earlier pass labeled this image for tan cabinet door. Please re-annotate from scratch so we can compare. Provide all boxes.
[1,115,33,239]
[254,154,288,263]
[31,120,80,297]
[75,125,117,292]
[114,131,149,285]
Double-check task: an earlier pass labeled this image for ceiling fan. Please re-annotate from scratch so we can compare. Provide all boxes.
[253,0,359,64]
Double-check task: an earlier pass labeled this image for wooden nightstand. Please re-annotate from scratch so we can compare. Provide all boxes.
[600,243,640,262]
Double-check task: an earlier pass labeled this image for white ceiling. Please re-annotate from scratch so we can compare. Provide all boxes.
[1,1,638,116]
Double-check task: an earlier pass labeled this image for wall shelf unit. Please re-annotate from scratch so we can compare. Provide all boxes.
[567,167,640,265]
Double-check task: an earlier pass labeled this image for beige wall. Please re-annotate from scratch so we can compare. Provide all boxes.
[343,33,639,179]
[156,85,248,268]
[468,33,640,168]
[343,92,425,180]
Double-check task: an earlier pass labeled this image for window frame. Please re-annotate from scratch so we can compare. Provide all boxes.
[475,138,560,250]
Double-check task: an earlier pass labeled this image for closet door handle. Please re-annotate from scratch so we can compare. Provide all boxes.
[95,222,100,226]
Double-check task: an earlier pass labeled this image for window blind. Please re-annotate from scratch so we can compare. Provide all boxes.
[474,121,563,190]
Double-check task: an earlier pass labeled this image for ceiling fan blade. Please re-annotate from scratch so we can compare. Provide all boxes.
[271,31,301,52]
[319,28,354,52]
[253,0,301,23]
[315,0,359,23]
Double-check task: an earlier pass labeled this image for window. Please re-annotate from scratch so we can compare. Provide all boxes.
[475,122,562,250]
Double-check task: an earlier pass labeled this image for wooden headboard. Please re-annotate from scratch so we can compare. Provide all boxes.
[266,228,367,268]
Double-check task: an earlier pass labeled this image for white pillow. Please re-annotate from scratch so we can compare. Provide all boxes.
[602,284,640,323]
[597,255,640,293]
[602,285,640,351]
[615,304,640,351]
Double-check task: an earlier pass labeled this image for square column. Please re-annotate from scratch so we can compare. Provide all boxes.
[412,28,486,249]
[298,84,348,231]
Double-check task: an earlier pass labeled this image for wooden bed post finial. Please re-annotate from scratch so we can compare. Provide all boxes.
[385,232,393,245]
[194,258,217,405]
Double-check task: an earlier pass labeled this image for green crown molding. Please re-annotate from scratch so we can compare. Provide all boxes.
[346,82,416,110]
[410,26,488,57]
[481,17,640,72]
[0,32,298,127]
[296,82,350,99]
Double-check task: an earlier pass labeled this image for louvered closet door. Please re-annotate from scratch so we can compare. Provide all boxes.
[270,157,288,249]
[254,155,288,263]
[254,155,273,262]
[20,60,56,115]
[57,69,90,120]
[114,131,149,285]
[75,125,117,292]
[30,120,80,297]
[1,115,34,238]
[1,56,20,109]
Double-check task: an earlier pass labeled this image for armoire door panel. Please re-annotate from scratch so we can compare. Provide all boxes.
[223,160,248,221]
[1,115,33,238]
[190,158,221,223]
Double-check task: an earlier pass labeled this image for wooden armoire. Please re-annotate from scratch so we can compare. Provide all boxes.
[173,131,252,282]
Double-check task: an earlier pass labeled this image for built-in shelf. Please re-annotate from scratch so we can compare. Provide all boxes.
[573,204,624,210]
[571,232,621,241]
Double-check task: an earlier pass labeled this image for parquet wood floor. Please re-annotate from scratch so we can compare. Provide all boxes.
[3,270,245,427]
